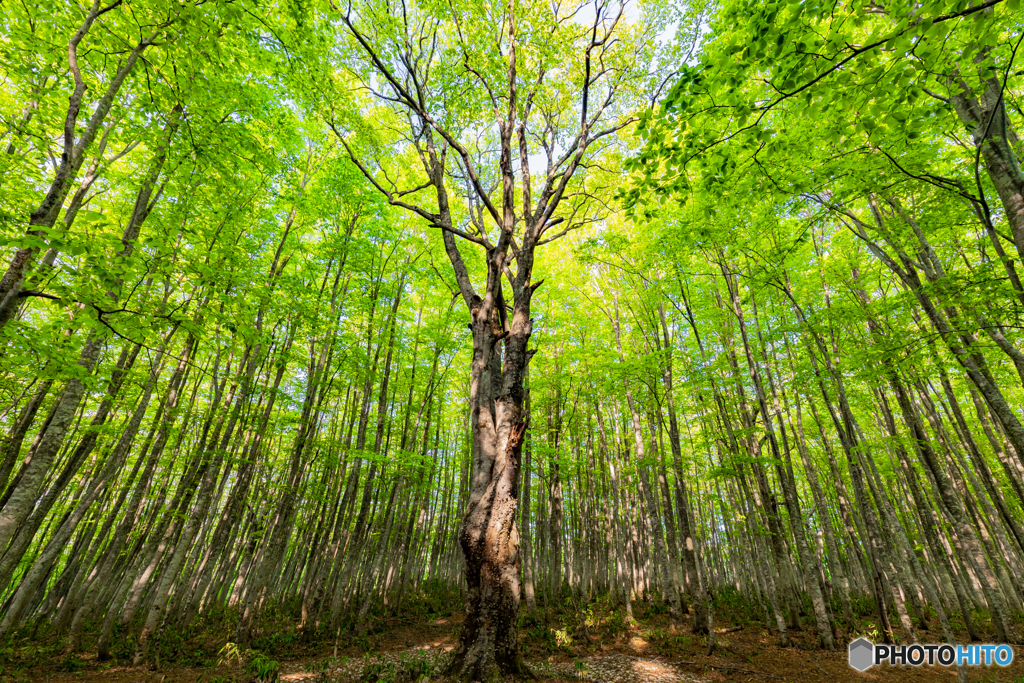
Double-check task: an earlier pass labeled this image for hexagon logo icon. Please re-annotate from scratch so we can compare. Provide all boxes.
[849,637,875,671]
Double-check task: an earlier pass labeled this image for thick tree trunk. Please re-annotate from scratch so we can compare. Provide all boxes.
[449,418,529,681]
[443,260,536,681]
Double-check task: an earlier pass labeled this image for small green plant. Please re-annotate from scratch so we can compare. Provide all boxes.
[216,641,279,683]
[646,599,669,616]
[56,654,85,673]
[573,659,589,680]
[218,641,245,667]
[520,616,558,652]
[0,663,30,683]
[603,609,630,637]
[360,653,397,683]
[553,627,573,648]
[314,656,342,683]
[246,650,280,682]
[650,629,692,656]
[396,651,436,682]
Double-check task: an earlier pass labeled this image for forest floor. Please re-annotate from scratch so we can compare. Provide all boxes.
[6,601,1024,683]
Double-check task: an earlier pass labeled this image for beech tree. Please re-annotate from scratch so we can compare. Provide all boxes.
[331,0,662,676]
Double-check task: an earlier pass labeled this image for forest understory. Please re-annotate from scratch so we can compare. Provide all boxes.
[5,587,1024,683]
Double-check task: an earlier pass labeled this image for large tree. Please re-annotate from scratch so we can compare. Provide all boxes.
[331,0,659,677]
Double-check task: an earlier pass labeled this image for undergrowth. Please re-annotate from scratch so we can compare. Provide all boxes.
[0,582,1020,680]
